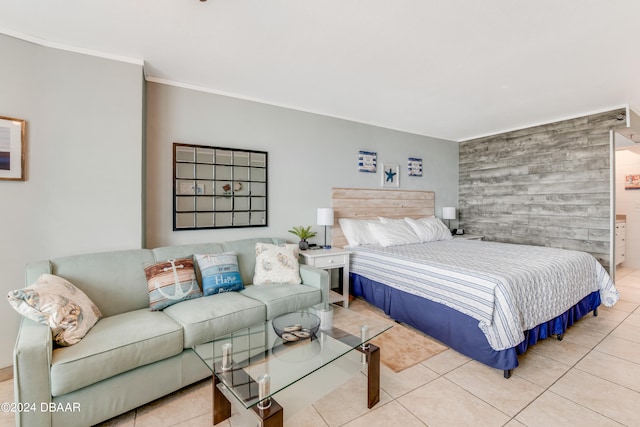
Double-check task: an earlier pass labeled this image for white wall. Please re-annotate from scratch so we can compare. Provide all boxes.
[0,34,144,368]
[615,148,640,268]
[146,82,458,248]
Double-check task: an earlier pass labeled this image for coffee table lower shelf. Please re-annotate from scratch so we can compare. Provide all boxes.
[212,343,381,427]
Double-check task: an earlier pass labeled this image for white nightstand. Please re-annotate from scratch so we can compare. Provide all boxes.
[299,248,351,308]
[453,234,484,240]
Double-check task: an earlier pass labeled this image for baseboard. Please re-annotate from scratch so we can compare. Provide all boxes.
[0,366,13,382]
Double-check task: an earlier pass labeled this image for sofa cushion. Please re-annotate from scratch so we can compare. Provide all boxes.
[7,274,102,346]
[253,243,302,285]
[50,309,183,396]
[48,249,156,317]
[240,284,322,320]
[144,258,203,310]
[162,292,266,348]
[195,253,244,296]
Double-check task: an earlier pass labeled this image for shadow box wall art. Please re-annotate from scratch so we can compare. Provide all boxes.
[173,143,268,230]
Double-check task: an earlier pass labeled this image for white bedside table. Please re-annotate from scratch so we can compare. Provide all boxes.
[299,248,351,308]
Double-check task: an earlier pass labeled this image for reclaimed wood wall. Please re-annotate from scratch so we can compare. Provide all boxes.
[459,108,626,269]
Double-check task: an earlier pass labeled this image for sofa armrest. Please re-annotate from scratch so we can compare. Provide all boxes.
[299,264,330,309]
[13,317,52,426]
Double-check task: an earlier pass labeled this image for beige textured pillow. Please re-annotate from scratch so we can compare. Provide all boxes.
[7,274,102,346]
[253,243,302,285]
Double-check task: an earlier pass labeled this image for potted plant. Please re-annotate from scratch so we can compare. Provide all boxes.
[288,226,317,250]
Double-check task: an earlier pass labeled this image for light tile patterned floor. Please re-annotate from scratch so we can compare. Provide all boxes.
[2,268,639,427]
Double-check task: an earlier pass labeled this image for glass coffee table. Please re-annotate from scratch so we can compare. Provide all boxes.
[193,304,392,427]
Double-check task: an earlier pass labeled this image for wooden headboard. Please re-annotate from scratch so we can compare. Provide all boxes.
[331,187,435,248]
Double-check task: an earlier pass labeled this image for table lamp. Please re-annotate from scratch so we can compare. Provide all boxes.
[442,207,456,231]
[317,208,334,249]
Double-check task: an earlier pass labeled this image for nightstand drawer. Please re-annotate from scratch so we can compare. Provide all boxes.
[312,254,348,268]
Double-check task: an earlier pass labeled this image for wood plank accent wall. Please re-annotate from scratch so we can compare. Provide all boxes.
[459,109,625,270]
[332,188,435,248]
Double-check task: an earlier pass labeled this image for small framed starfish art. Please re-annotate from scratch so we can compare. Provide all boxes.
[381,163,399,188]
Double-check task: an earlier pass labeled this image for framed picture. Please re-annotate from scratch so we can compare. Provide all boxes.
[625,175,640,190]
[381,163,399,188]
[0,116,26,181]
[408,157,423,177]
[358,150,377,173]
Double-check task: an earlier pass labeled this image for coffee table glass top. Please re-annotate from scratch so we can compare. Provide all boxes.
[192,304,392,409]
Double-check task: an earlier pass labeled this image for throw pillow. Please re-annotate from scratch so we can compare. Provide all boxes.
[195,253,244,296]
[144,258,202,311]
[253,243,302,285]
[7,274,102,346]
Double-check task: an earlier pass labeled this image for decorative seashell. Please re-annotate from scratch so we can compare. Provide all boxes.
[292,330,310,338]
[281,333,299,342]
[283,325,301,332]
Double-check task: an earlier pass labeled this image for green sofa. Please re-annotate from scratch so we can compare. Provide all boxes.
[12,237,328,427]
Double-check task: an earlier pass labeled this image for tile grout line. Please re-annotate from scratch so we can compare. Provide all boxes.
[506,306,637,425]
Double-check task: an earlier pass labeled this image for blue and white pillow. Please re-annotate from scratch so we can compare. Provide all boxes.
[195,253,244,296]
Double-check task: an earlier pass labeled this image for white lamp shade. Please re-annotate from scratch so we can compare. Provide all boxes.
[442,207,456,220]
[317,208,334,226]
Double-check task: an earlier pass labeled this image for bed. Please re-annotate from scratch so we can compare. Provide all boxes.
[331,188,619,377]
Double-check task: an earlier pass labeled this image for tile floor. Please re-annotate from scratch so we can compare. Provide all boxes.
[2,267,639,427]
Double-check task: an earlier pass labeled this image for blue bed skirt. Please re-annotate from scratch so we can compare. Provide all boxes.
[351,273,601,371]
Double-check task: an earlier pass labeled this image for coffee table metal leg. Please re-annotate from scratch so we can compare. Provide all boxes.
[213,374,231,425]
[252,399,284,427]
[357,343,380,409]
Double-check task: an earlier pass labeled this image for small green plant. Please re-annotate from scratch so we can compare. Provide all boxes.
[288,225,317,241]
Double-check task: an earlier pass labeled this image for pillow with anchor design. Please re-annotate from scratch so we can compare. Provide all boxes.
[144,258,202,311]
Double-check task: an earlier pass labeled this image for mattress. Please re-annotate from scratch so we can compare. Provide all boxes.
[347,239,618,351]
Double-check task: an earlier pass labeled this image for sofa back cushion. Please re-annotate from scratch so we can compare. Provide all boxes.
[46,249,155,317]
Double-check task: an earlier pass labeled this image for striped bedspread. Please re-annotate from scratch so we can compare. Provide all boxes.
[348,239,619,351]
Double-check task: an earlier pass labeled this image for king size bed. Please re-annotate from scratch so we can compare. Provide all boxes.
[332,188,619,377]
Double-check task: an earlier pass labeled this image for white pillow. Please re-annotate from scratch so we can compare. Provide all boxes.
[404,216,453,242]
[378,217,404,223]
[338,218,380,246]
[253,243,302,285]
[368,220,422,247]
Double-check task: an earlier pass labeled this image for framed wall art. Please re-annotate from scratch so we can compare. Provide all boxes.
[358,150,377,173]
[381,163,399,188]
[0,116,26,181]
[173,143,268,230]
[625,174,640,190]
[408,157,423,177]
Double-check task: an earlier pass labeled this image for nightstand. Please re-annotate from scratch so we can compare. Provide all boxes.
[299,248,351,308]
[453,234,484,240]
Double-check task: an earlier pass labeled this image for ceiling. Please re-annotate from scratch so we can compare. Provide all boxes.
[2,0,639,142]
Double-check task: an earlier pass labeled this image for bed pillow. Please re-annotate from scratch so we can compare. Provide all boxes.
[254,243,302,285]
[368,220,422,247]
[7,274,102,346]
[338,218,380,246]
[144,258,202,311]
[378,216,404,223]
[195,253,244,296]
[404,216,453,242]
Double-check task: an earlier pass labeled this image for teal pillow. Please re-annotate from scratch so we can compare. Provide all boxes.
[195,253,244,296]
